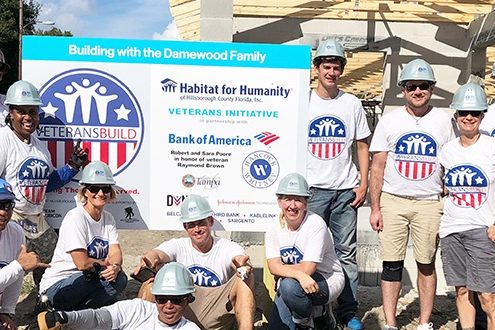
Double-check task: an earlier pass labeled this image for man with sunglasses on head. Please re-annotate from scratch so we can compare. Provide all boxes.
[134,194,256,330]
[38,262,200,330]
[0,80,88,292]
[369,59,456,330]
[0,178,49,330]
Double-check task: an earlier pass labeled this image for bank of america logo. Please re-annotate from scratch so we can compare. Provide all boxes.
[254,132,280,146]
[161,78,177,92]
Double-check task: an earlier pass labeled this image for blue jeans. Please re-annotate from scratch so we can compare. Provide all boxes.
[269,272,329,330]
[45,271,128,311]
[308,187,358,321]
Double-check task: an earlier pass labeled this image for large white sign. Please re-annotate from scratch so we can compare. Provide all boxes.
[23,36,310,231]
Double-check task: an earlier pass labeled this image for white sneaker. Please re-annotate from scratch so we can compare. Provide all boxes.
[382,325,398,330]
[417,322,434,330]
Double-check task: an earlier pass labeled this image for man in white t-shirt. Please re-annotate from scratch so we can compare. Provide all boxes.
[306,38,370,330]
[37,262,200,330]
[134,195,255,330]
[369,59,455,330]
[0,178,48,330]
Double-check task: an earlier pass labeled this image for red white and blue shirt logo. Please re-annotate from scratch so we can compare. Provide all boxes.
[188,264,222,287]
[445,165,488,209]
[37,68,144,176]
[17,158,50,205]
[308,115,346,159]
[394,132,437,181]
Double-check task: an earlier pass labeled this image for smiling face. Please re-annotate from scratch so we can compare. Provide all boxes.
[183,217,214,252]
[277,195,308,230]
[83,185,113,210]
[401,80,434,111]
[155,295,188,325]
[315,60,343,91]
[455,110,484,137]
[0,200,14,232]
[9,105,39,140]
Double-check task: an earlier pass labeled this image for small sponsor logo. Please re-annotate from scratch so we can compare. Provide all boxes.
[254,131,280,146]
[242,151,279,188]
[182,174,196,188]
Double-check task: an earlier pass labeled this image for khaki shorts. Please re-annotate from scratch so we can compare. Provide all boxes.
[138,275,236,330]
[379,192,443,264]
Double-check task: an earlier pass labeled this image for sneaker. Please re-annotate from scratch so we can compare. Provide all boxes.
[382,325,398,330]
[314,305,336,330]
[346,316,364,330]
[37,311,68,330]
[34,294,54,314]
[417,322,434,330]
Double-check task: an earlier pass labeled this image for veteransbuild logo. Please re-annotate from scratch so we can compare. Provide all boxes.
[37,68,144,176]
[242,151,279,188]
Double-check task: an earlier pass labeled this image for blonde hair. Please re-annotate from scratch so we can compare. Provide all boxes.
[77,186,117,205]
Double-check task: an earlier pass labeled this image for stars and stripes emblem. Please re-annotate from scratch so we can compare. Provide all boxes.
[17,158,50,205]
[37,68,144,177]
[308,115,346,160]
[188,265,222,287]
[87,237,109,259]
[254,132,280,146]
[394,132,437,180]
[445,165,488,209]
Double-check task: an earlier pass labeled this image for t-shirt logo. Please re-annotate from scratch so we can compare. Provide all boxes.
[17,158,50,205]
[188,265,222,287]
[87,237,109,259]
[308,115,346,159]
[445,165,488,209]
[394,132,437,180]
[280,246,304,264]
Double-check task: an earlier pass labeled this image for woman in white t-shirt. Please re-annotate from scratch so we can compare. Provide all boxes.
[266,173,344,330]
[38,161,127,311]
[439,83,495,328]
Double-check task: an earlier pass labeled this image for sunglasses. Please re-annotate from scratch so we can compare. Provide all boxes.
[457,110,483,117]
[0,200,15,211]
[155,295,188,305]
[404,82,432,92]
[183,219,209,230]
[85,185,113,194]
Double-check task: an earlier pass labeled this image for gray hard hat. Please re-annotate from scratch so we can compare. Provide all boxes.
[179,194,213,223]
[151,262,195,295]
[79,161,116,185]
[314,38,347,66]
[276,173,310,197]
[5,80,42,106]
[450,82,487,112]
[398,59,436,86]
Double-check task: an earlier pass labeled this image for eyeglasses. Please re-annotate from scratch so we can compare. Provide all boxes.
[457,110,483,117]
[404,82,432,92]
[0,200,15,211]
[85,185,113,194]
[155,295,188,305]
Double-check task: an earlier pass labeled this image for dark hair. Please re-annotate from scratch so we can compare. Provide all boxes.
[313,56,346,71]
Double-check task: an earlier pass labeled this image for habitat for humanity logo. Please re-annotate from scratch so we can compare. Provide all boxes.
[254,132,280,146]
[242,151,279,188]
[37,68,144,176]
[160,77,291,98]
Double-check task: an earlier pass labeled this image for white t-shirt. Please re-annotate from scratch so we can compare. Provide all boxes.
[156,237,245,287]
[370,106,455,196]
[106,298,200,329]
[265,212,344,300]
[39,206,119,293]
[439,134,495,237]
[0,126,55,215]
[0,221,25,314]
[480,103,495,137]
[307,90,371,189]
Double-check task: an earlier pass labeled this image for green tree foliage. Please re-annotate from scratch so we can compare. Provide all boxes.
[0,0,71,92]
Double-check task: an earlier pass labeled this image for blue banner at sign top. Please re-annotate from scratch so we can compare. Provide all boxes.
[23,36,311,69]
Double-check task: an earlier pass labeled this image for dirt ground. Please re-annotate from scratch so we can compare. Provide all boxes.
[13,230,461,330]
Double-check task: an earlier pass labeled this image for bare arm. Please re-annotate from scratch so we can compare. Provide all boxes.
[70,249,106,270]
[351,138,370,208]
[133,249,171,275]
[100,244,123,282]
[369,151,387,232]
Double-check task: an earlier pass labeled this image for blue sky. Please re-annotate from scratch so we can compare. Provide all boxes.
[38,0,180,40]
